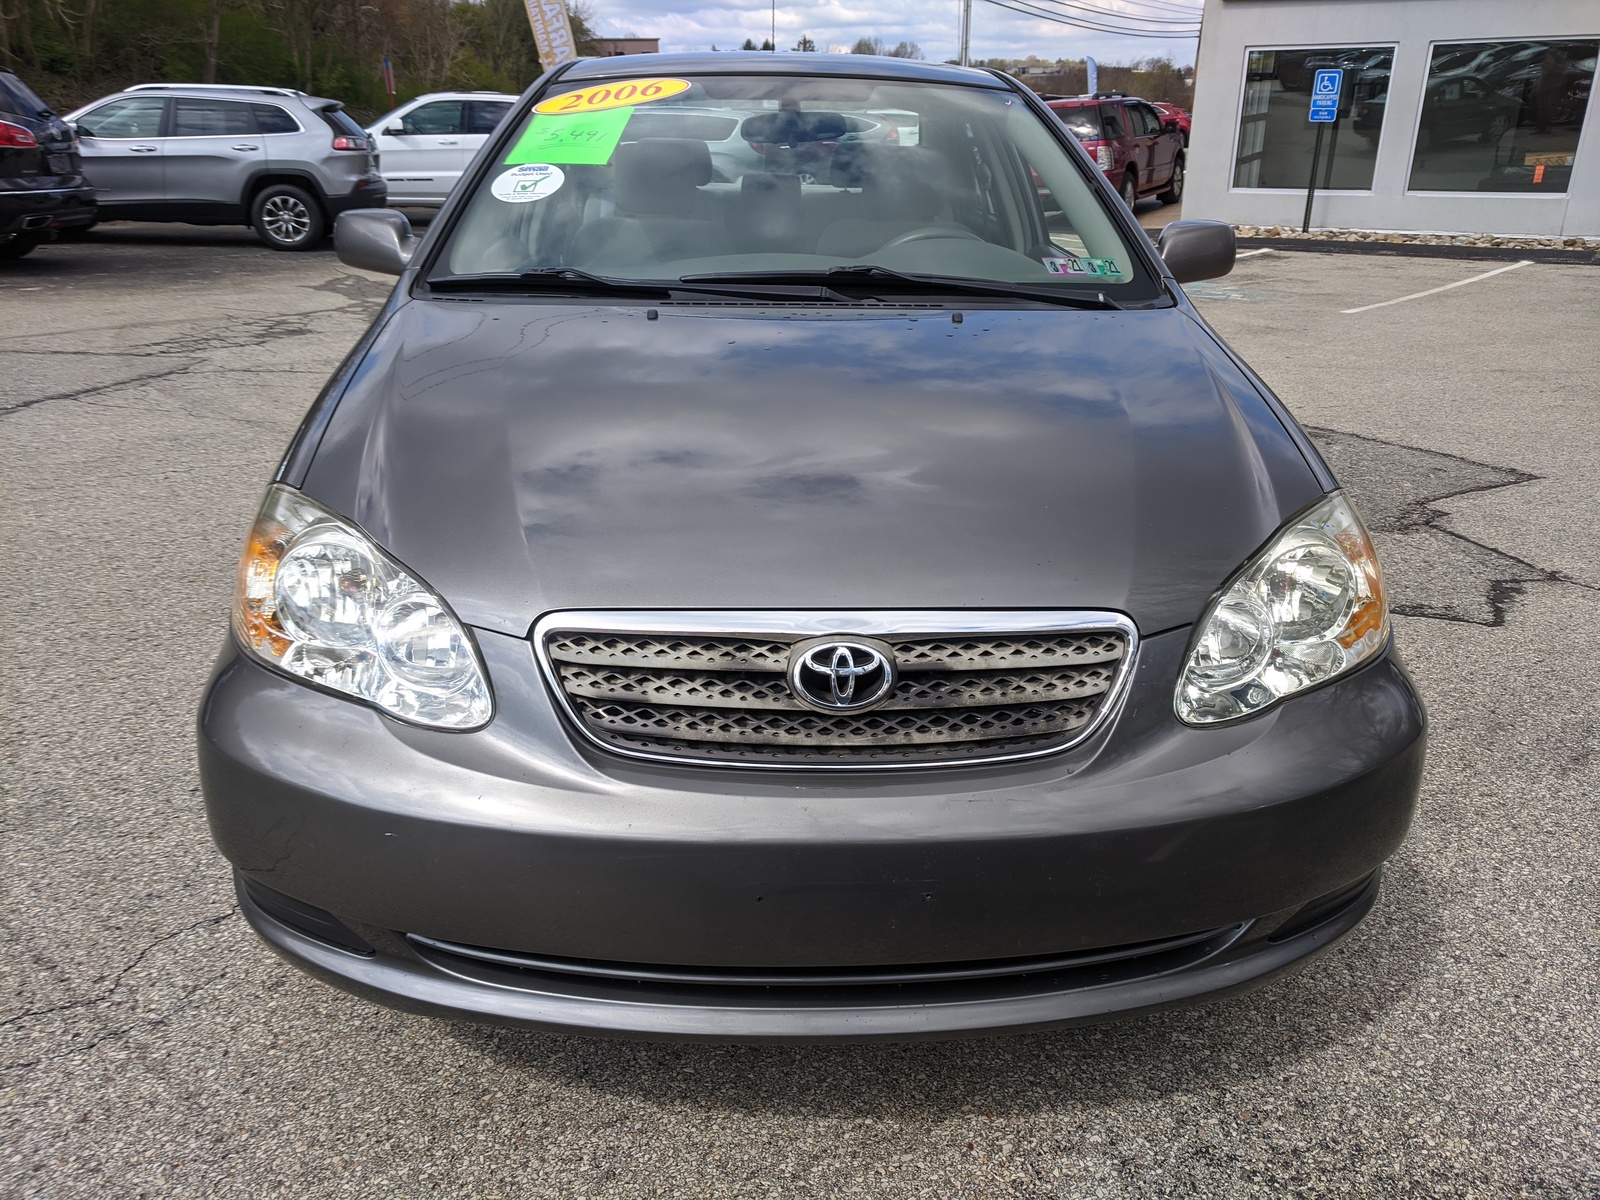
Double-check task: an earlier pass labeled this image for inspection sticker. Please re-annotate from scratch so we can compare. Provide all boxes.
[490,163,566,203]
[505,107,634,166]
[1044,256,1123,276]
[533,77,692,116]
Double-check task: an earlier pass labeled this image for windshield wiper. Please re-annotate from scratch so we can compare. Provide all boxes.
[680,265,1124,309]
[428,267,674,296]
[428,266,830,303]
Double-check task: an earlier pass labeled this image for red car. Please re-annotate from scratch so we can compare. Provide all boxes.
[1152,101,1192,145]
[1046,93,1185,209]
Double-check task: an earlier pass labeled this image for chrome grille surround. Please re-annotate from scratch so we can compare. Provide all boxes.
[534,611,1138,770]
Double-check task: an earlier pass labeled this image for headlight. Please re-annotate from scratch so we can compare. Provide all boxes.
[1176,492,1389,725]
[233,484,492,730]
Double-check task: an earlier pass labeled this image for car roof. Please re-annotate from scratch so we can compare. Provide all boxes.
[560,51,1009,89]
[398,91,519,103]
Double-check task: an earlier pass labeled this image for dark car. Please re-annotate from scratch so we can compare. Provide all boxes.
[0,68,96,259]
[199,53,1424,1042]
[1359,74,1520,150]
[1046,93,1184,208]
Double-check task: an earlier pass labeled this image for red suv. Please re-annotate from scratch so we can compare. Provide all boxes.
[1046,93,1185,209]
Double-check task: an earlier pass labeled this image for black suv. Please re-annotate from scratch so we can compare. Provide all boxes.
[1,69,96,259]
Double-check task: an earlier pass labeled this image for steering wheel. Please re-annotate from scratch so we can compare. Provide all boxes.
[877,225,984,252]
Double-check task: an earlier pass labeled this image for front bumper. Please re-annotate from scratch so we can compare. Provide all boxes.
[0,184,97,235]
[200,624,1426,1040]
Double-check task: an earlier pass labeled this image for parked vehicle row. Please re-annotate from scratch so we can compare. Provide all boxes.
[10,71,1200,255]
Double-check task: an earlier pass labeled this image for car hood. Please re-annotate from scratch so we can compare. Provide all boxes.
[300,300,1322,637]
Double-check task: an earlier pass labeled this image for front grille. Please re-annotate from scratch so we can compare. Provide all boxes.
[538,614,1133,768]
[408,924,1243,991]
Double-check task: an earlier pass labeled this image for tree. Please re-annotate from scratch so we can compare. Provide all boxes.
[760,37,773,51]
[740,38,757,50]
[851,37,921,59]
[792,34,815,52]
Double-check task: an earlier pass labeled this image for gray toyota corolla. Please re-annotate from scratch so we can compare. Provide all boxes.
[198,54,1425,1041]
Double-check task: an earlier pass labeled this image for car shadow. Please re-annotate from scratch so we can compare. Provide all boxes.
[444,862,1445,1120]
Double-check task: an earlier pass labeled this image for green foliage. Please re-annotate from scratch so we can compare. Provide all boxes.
[2,0,600,118]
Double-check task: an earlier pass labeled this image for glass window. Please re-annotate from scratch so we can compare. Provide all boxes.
[172,97,256,137]
[1130,103,1161,136]
[465,101,512,134]
[1050,104,1103,142]
[316,106,367,139]
[0,73,50,118]
[1408,39,1597,193]
[77,96,167,139]
[1233,47,1393,189]
[432,75,1163,301]
[402,101,464,135]
[251,103,301,134]
[1100,104,1127,140]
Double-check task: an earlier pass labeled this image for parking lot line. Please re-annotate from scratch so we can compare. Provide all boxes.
[1236,248,1275,258]
[1340,260,1533,314]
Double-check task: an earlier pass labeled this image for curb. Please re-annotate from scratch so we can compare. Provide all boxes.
[1232,237,1600,265]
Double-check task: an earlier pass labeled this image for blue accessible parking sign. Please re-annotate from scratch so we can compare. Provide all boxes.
[1309,68,1343,122]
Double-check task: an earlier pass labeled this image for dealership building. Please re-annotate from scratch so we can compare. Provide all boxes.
[1184,0,1597,236]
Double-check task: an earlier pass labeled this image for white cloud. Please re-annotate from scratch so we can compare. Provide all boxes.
[587,1,1199,66]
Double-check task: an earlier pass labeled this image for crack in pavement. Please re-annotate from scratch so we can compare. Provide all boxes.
[0,366,197,417]
[0,908,238,1036]
[1306,427,1594,626]
[0,284,383,417]
[0,908,238,1068]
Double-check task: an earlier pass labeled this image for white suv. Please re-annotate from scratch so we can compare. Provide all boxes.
[367,92,516,206]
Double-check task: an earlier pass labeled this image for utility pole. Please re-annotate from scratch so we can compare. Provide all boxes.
[959,0,972,66]
[771,1,776,51]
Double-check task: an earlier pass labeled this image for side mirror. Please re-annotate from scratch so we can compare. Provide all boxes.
[335,209,416,276]
[1157,219,1236,284]
[383,125,404,136]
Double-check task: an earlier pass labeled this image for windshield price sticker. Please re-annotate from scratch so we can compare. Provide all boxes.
[506,107,634,165]
[490,163,566,203]
[533,77,692,116]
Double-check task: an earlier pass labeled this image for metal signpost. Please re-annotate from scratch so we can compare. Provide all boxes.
[1303,67,1342,233]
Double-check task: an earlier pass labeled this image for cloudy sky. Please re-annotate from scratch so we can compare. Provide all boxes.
[587,2,1201,67]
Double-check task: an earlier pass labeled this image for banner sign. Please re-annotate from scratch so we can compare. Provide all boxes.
[524,0,578,69]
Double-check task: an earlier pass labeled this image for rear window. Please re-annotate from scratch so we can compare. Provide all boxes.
[624,111,739,142]
[316,106,367,138]
[1050,105,1103,141]
[0,72,49,118]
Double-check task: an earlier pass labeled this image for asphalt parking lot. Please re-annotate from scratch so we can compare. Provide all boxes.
[3,225,1597,1198]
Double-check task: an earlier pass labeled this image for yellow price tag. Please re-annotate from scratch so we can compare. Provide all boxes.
[534,78,692,116]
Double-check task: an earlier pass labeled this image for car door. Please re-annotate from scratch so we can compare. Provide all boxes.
[73,95,168,205]
[163,97,267,212]
[373,99,467,202]
[1135,102,1177,184]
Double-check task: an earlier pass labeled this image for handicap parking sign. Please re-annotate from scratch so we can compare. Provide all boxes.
[1309,68,1343,122]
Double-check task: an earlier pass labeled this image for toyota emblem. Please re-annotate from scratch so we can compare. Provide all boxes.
[787,637,897,713]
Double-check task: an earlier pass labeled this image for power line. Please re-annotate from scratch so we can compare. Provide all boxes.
[977,0,1200,38]
[1020,0,1202,26]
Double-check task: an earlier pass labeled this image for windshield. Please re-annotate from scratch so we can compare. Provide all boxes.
[430,72,1161,301]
